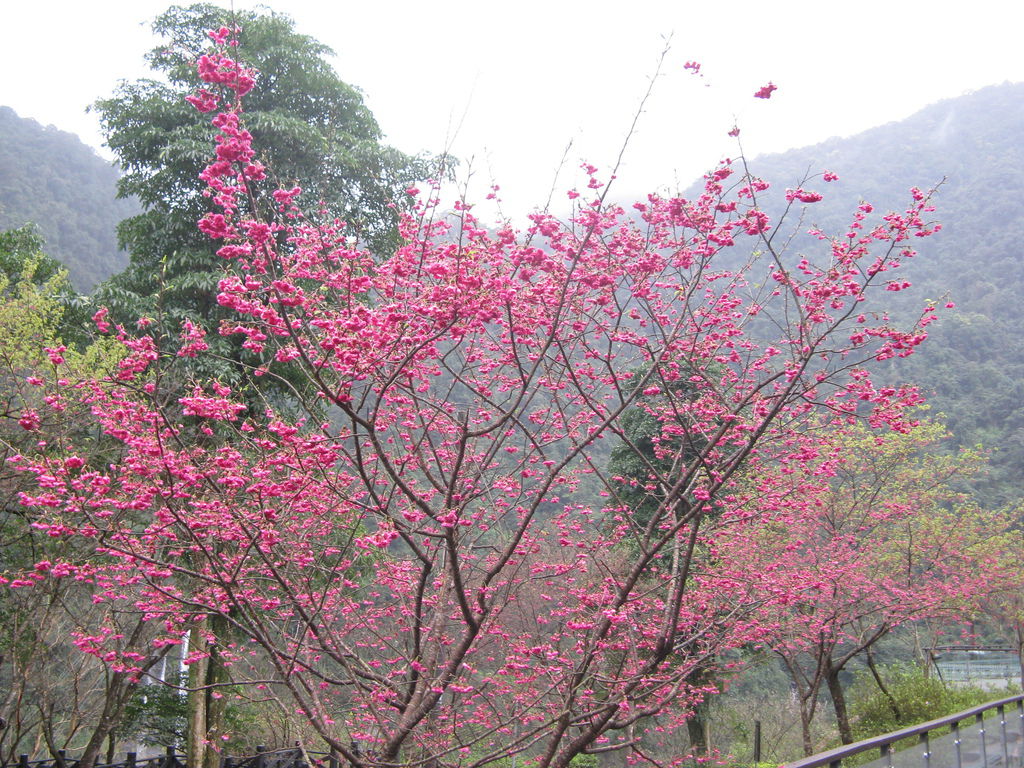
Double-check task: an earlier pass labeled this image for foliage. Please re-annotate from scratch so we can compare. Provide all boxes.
[607,367,708,537]
[743,419,1002,754]
[92,3,430,397]
[116,672,188,750]
[0,239,141,764]
[116,672,261,753]
[0,225,96,349]
[0,225,62,287]
[848,664,1013,742]
[729,83,1024,507]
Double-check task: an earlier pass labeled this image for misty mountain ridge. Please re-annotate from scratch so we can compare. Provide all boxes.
[720,81,1024,504]
[0,106,137,290]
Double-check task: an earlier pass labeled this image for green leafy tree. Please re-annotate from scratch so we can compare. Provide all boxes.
[0,226,92,348]
[0,225,62,287]
[93,3,429,394]
[607,367,709,540]
[0,229,152,767]
[606,367,715,758]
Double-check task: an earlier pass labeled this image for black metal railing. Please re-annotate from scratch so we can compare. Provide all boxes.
[785,694,1024,768]
[3,745,335,768]
[223,746,337,768]
[4,747,183,768]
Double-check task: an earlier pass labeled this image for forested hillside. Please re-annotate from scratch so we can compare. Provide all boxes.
[722,82,1024,505]
[0,107,137,290]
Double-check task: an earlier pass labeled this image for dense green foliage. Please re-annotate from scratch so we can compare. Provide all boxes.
[0,107,136,291]
[0,225,63,289]
[848,664,1014,743]
[92,3,429,396]
[607,371,707,535]
[0,225,93,358]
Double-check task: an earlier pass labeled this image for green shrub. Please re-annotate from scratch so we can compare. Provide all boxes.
[849,664,1016,742]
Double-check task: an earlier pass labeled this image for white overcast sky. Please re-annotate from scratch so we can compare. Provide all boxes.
[2,1,1023,219]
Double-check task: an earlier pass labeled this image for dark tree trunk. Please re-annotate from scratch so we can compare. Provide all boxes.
[78,671,132,768]
[799,707,815,758]
[866,647,900,723]
[186,615,231,768]
[685,667,714,763]
[825,663,854,746]
[686,716,708,761]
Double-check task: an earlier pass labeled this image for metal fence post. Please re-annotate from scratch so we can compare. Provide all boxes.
[1002,705,1011,767]
[978,712,989,767]
[1018,699,1024,768]
[255,746,266,768]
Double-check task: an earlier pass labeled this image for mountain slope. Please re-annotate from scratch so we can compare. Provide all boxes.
[737,82,1024,504]
[0,106,138,291]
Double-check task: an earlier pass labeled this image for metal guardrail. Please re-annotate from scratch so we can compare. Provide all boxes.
[222,747,336,768]
[784,694,1024,768]
[3,746,333,768]
[4,747,183,768]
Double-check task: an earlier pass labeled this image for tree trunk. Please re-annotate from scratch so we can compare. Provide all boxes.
[1015,619,1024,689]
[799,707,814,758]
[825,664,854,746]
[186,624,209,768]
[686,716,707,762]
[186,615,232,768]
[204,626,229,768]
[78,671,130,768]
[685,668,713,762]
[865,647,900,723]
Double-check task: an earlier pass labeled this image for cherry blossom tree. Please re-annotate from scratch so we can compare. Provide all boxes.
[727,420,999,755]
[9,29,953,768]
[0,243,173,767]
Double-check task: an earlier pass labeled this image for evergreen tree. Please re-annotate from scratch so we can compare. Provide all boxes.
[93,3,428,395]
